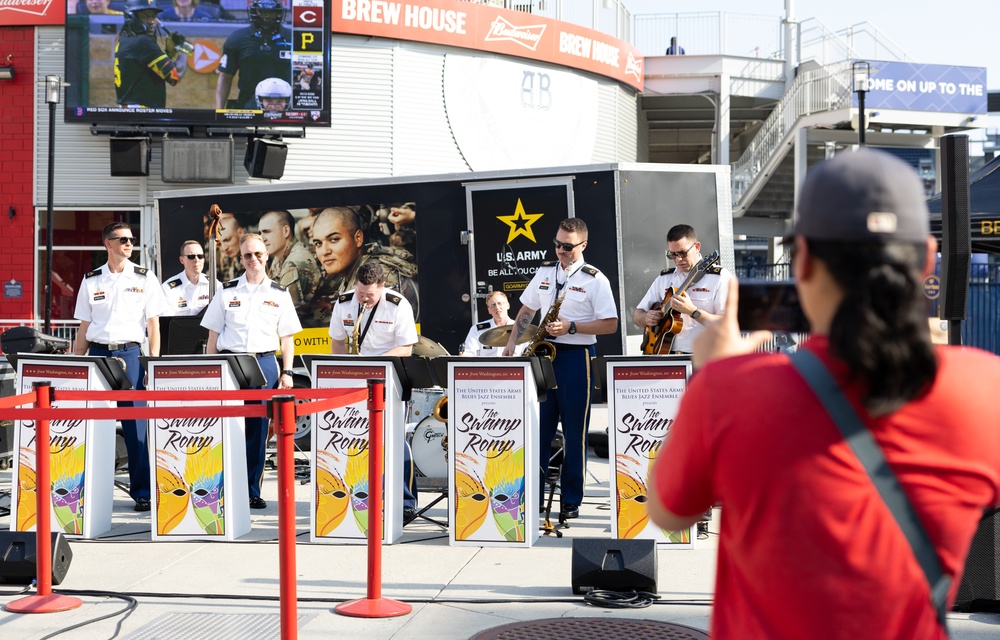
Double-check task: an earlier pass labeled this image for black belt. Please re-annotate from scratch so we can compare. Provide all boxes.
[552,343,593,351]
[89,341,140,351]
[220,349,276,358]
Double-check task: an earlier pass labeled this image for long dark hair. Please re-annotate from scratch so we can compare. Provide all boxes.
[808,239,937,415]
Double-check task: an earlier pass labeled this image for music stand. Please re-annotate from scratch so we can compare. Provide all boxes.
[159,309,210,356]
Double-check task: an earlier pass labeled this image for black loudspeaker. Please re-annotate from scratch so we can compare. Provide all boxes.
[244,138,288,179]
[939,134,971,321]
[571,538,657,594]
[109,136,150,177]
[0,531,73,585]
[954,508,1000,611]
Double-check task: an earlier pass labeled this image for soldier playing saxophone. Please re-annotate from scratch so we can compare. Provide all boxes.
[502,218,618,520]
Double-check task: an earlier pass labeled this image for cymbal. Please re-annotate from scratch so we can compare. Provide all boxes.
[412,335,450,357]
[479,324,539,347]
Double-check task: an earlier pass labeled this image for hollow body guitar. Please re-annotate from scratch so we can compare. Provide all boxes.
[641,251,721,354]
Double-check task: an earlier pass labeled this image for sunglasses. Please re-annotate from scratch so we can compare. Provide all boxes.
[242,251,266,261]
[185,254,205,260]
[666,245,695,260]
[111,236,135,245]
[553,238,585,252]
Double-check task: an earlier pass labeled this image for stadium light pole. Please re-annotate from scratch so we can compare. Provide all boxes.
[43,75,60,335]
[853,61,871,147]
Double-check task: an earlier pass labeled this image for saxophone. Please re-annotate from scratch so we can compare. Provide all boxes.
[346,304,365,354]
[524,286,569,361]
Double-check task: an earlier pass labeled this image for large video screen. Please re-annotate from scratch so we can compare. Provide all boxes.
[64,0,331,127]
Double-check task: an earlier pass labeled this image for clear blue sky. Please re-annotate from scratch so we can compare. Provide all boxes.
[624,1,997,89]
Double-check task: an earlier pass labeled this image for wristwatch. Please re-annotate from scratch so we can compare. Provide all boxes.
[568,322,577,335]
[281,370,295,377]
[691,309,702,320]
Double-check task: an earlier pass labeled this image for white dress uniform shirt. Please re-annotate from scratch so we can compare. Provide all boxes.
[461,318,526,356]
[636,265,733,353]
[518,259,617,346]
[201,275,303,353]
[74,261,168,344]
[328,288,418,356]
[160,271,219,317]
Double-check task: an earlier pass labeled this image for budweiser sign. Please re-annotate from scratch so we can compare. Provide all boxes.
[484,16,546,52]
[0,0,62,25]
[0,0,54,16]
[625,51,643,83]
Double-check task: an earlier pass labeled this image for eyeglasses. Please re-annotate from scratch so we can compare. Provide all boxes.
[185,254,205,260]
[242,251,266,261]
[111,236,135,245]
[553,238,585,252]
[666,245,695,260]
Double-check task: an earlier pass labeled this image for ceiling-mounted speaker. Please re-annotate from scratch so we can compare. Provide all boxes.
[109,137,150,177]
[244,138,288,180]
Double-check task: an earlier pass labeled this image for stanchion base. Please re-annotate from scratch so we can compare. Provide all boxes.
[335,597,412,618]
[5,593,84,613]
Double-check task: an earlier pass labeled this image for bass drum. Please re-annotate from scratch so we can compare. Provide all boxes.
[410,416,448,479]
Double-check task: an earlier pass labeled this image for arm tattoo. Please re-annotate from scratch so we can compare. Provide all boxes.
[512,307,534,341]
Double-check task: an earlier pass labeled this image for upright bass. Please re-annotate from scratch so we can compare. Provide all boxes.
[640,250,720,355]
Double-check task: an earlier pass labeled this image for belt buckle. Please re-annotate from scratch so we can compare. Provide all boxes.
[107,342,121,350]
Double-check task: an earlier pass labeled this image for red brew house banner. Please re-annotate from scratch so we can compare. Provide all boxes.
[333,0,644,91]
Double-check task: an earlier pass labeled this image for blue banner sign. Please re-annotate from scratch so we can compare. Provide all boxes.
[853,61,987,114]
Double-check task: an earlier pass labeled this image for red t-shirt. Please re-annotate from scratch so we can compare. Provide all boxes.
[654,338,1000,639]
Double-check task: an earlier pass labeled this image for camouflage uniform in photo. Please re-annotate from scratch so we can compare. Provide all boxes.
[266,240,321,310]
[301,243,419,328]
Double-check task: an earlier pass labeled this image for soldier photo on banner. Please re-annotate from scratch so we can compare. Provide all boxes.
[205,203,419,339]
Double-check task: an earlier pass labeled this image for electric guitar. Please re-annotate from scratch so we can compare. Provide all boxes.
[641,250,721,354]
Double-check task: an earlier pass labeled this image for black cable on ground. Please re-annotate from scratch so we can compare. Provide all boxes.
[36,589,137,640]
[583,589,661,609]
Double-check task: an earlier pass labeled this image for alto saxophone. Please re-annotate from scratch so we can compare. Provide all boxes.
[524,286,569,361]
[346,304,365,354]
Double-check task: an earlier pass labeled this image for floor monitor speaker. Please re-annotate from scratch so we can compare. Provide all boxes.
[570,538,657,594]
[0,531,73,585]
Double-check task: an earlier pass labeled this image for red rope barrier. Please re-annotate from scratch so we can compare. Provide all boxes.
[53,387,367,403]
[0,389,369,422]
[335,380,412,619]
[0,391,37,409]
[4,383,83,614]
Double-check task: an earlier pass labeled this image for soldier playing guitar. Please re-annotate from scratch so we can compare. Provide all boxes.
[633,224,735,354]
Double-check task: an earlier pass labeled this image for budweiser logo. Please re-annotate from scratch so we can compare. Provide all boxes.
[484,16,546,52]
[0,0,54,16]
[625,51,643,82]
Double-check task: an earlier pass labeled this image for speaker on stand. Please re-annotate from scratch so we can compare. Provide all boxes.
[938,134,971,345]
[954,507,1000,612]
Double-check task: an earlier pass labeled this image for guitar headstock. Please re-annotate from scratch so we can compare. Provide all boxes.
[693,250,720,273]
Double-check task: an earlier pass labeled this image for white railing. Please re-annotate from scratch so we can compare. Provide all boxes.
[731,61,854,207]
[798,18,913,67]
[482,0,632,42]
[632,12,783,58]
[0,319,80,352]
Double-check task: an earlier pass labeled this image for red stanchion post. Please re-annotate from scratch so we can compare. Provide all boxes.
[5,382,83,614]
[335,379,411,618]
[272,395,298,640]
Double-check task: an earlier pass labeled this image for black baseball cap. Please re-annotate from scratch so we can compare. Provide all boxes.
[786,148,929,244]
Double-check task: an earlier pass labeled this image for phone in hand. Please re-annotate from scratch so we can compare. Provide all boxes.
[737,281,809,334]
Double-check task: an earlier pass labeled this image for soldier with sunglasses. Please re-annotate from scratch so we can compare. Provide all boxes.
[74,221,168,513]
[161,240,220,317]
[201,233,302,510]
[633,224,734,355]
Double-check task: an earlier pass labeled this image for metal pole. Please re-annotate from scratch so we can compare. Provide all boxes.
[272,395,298,640]
[858,89,866,147]
[44,76,59,334]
